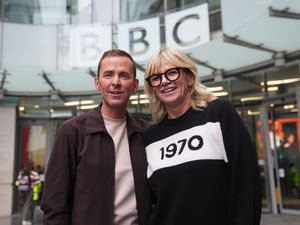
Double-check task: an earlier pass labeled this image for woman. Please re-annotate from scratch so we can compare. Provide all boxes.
[143,48,261,225]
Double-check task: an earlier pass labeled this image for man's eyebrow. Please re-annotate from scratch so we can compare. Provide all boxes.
[102,70,113,74]
[119,71,130,74]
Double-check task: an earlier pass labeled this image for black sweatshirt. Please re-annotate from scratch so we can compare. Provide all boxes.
[143,99,261,225]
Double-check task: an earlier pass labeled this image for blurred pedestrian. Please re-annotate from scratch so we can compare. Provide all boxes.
[15,160,40,225]
[35,165,44,205]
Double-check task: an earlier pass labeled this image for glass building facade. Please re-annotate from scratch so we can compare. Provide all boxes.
[0,0,300,217]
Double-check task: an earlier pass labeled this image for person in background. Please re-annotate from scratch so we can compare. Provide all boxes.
[283,133,300,197]
[15,160,40,225]
[143,48,261,225]
[41,49,151,225]
[34,165,44,205]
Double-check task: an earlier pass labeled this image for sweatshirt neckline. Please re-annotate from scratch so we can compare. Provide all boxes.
[163,107,193,124]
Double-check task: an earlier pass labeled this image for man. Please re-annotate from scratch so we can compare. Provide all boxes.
[41,49,151,225]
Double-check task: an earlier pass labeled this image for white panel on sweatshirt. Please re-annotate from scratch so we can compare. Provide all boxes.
[146,122,228,178]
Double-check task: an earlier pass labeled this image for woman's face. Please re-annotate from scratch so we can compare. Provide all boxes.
[150,62,194,112]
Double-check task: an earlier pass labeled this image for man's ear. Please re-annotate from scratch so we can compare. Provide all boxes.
[132,78,139,93]
[94,76,100,91]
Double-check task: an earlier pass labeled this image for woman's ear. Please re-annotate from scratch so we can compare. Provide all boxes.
[187,72,195,87]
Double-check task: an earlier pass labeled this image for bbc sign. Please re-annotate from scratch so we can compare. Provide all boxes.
[70,3,209,67]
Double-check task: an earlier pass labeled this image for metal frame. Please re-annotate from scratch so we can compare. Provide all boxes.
[260,102,278,214]
[223,34,278,54]
[269,7,300,20]
[260,93,300,215]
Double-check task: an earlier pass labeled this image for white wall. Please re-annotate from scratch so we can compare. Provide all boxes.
[0,105,16,216]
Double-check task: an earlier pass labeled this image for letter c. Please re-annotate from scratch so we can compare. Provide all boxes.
[173,14,201,47]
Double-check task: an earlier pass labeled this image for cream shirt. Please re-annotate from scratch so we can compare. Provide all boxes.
[103,115,138,225]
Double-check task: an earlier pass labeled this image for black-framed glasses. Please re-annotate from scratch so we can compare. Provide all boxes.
[145,67,181,87]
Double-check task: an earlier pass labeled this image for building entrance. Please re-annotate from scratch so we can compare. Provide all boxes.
[13,118,65,213]
[260,94,300,215]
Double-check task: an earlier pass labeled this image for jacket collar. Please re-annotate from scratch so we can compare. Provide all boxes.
[85,104,143,135]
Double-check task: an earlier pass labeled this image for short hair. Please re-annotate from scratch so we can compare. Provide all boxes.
[144,48,216,121]
[97,49,136,78]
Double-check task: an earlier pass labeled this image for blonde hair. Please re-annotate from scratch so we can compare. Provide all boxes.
[144,48,216,121]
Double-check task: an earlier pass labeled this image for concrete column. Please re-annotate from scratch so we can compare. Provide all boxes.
[0,105,16,216]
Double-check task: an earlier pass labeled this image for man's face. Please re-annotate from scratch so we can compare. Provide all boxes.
[95,56,138,118]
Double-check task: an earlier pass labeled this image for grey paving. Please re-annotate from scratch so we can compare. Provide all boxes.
[260,213,300,225]
[0,211,300,225]
[0,206,42,225]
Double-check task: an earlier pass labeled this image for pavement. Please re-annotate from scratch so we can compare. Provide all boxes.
[261,213,300,225]
[0,210,300,225]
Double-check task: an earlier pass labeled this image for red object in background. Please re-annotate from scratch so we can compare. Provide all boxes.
[20,127,30,169]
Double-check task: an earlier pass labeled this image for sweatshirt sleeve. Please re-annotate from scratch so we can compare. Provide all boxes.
[219,100,261,225]
[41,124,78,225]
